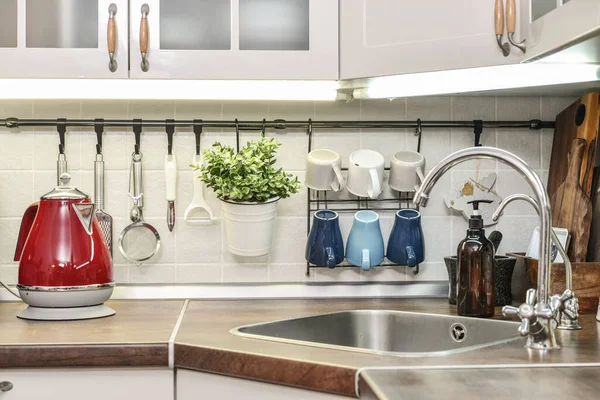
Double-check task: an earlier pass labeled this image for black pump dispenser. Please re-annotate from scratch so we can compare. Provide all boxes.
[456,199,495,318]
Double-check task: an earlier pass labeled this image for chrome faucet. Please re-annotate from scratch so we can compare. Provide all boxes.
[492,194,581,331]
[414,147,564,350]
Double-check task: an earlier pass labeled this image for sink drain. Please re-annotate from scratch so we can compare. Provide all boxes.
[450,323,467,343]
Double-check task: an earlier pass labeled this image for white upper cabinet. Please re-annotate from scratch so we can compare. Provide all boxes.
[521,0,600,63]
[340,0,525,80]
[128,0,338,80]
[0,0,129,79]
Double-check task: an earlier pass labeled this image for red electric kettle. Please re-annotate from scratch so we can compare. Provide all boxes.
[13,173,114,319]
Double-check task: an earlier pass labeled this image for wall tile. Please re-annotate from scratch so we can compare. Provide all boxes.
[176,264,222,283]
[541,129,554,170]
[313,267,361,282]
[129,264,176,284]
[0,264,19,285]
[0,101,34,170]
[404,262,449,282]
[360,266,405,282]
[0,172,33,217]
[268,217,307,263]
[176,217,221,264]
[0,219,22,264]
[541,97,577,121]
[222,263,268,283]
[268,263,313,282]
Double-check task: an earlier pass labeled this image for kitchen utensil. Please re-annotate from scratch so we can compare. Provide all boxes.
[13,173,114,320]
[444,255,516,306]
[346,150,384,199]
[118,124,161,266]
[305,210,344,268]
[165,120,177,232]
[94,120,113,257]
[185,121,215,224]
[548,93,600,199]
[551,138,593,262]
[488,230,503,252]
[305,149,345,192]
[386,209,424,268]
[56,119,67,186]
[388,151,425,192]
[346,210,384,271]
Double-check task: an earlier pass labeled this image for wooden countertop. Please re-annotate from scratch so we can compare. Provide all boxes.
[359,367,600,400]
[0,300,185,368]
[174,299,600,397]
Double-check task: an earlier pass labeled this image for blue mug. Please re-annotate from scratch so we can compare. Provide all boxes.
[305,210,344,268]
[346,210,385,271]
[387,209,425,268]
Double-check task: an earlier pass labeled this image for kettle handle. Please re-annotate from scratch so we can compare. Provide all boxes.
[14,202,39,262]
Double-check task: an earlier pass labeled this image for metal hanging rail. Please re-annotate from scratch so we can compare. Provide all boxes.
[3,118,554,130]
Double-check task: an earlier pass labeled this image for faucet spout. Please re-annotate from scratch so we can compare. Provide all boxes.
[414,146,558,349]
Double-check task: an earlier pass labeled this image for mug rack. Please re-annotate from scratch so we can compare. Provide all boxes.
[2,117,554,277]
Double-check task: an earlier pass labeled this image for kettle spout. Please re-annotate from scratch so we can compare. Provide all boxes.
[73,203,96,235]
[14,202,40,261]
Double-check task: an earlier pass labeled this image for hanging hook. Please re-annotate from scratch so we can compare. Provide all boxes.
[133,119,142,155]
[57,118,67,154]
[94,118,104,155]
[415,118,422,153]
[193,119,203,156]
[473,120,483,147]
[235,118,240,152]
[165,119,175,155]
[307,118,313,152]
[261,118,266,137]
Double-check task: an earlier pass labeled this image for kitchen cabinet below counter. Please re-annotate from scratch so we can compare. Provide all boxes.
[0,368,173,400]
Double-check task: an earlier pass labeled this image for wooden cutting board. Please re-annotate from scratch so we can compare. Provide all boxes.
[551,139,593,262]
[547,93,600,199]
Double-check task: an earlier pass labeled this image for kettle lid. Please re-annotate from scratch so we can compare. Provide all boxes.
[41,173,88,200]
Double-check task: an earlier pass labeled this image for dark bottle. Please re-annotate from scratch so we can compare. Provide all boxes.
[457,200,496,318]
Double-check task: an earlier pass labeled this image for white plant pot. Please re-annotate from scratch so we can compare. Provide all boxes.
[221,197,279,256]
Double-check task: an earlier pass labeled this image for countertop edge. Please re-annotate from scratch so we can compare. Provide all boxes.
[174,342,358,397]
[0,343,169,368]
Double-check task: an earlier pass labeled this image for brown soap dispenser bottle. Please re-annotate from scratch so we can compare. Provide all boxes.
[457,200,496,318]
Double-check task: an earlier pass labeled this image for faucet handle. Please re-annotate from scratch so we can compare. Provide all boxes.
[502,289,554,337]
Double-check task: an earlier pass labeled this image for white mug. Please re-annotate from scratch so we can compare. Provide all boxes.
[389,151,425,192]
[305,149,345,192]
[347,150,385,199]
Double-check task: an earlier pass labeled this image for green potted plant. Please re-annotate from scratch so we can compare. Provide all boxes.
[196,136,301,256]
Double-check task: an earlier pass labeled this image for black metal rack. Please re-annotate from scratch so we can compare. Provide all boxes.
[2,116,554,277]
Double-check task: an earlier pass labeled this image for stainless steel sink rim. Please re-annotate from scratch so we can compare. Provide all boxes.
[231,309,523,358]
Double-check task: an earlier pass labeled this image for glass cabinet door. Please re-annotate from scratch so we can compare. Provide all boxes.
[0,0,18,48]
[129,0,338,80]
[0,0,129,79]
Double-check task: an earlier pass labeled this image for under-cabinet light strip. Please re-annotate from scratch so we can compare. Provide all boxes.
[353,64,600,99]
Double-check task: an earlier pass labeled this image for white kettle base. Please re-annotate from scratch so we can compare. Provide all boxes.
[17,304,115,321]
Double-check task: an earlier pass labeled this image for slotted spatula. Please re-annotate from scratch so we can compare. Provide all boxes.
[94,120,113,257]
[185,121,215,225]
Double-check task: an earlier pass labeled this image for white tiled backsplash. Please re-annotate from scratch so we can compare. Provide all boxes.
[0,96,575,285]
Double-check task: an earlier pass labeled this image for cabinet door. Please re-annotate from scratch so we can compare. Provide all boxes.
[521,0,600,62]
[177,369,343,399]
[129,0,338,80]
[0,368,173,400]
[340,0,525,79]
[0,0,129,79]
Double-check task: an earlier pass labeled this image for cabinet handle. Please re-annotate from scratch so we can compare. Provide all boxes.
[0,381,13,392]
[140,4,150,72]
[494,0,510,57]
[107,3,118,72]
[506,0,526,53]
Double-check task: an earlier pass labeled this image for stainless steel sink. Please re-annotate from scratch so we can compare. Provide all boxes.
[231,310,522,357]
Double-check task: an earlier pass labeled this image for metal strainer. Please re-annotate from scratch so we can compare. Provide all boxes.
[118,151,160,266]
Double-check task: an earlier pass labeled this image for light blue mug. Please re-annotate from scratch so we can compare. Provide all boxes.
[346,210,384,271]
